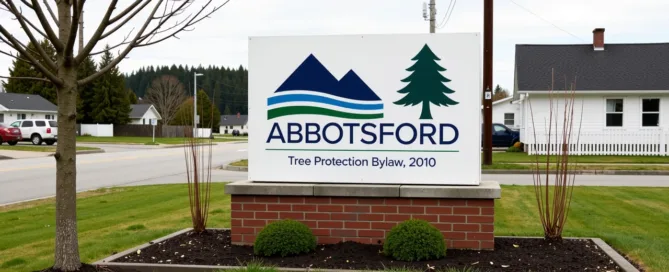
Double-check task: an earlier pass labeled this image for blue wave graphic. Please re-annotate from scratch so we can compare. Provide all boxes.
[268,94,383,111]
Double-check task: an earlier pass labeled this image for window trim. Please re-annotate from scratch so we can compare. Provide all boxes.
[640,97,660,128]
[604,97,624,128]
[503,113,515,126]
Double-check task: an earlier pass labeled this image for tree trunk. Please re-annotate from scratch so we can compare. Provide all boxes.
[419,101,432,119]
[53,67,81,271]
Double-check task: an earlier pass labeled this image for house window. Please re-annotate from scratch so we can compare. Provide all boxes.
[17,113,26,120]
[0,114,4,123]
[504,113,514,126]
[45,114,54,120]
[642,98,660,127]
[606,99,623,127]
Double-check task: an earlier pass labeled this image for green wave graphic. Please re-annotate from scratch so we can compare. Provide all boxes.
[268,106,383,120]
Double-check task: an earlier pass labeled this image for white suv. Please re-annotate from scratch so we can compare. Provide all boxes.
[10,119,58,145]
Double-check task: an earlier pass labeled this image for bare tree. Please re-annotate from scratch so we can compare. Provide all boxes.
[0,1,229,271]
[145,74,187,125]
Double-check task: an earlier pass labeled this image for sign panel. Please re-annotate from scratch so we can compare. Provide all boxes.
[249,33,481,185]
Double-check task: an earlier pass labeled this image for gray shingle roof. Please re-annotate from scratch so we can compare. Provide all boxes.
[130,104,152,119]
[220,114,247,126]
[515,43,669,91]
[0,93,57,111]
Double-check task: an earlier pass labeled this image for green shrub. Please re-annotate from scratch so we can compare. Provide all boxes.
[253,219,316,257]
[383,219,446,261]
[507,146,522,152]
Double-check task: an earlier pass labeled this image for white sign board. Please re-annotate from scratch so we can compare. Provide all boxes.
[150,119,157,126]
[248,33,481,185]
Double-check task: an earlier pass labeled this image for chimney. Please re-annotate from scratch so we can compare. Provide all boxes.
[237,112,240,118]
[593,28,605,50]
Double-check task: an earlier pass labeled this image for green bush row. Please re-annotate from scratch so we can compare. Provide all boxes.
[253,219,446,261]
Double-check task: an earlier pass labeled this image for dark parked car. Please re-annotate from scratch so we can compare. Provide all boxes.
[483,123,520,147]
[0,123,21,145]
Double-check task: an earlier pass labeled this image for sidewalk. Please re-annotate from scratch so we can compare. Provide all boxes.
[0,150,48,159]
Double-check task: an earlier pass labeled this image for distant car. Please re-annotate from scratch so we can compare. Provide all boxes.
[232,129,240,136]
[9,119,58,145]
[483,123,520,147]
[0,123,21,145]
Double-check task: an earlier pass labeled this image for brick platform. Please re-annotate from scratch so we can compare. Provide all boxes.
[226,181,501,250]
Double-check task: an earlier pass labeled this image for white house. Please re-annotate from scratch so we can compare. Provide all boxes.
[220,114,248,134]
[129,104,162,125]
[0,93,57,124]
[491,96,520,129]
[512,28,669,156]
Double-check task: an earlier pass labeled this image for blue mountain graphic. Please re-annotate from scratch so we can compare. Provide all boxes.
[275,54,381,101]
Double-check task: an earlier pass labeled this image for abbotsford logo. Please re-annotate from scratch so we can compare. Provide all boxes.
[267,54,384,120]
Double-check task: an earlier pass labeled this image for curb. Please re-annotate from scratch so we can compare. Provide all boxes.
[48,149,105,156]
[94,229,640,272]
[221,165,247,171]
[482,169,669,175]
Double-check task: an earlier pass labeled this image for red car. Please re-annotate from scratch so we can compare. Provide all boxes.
[0,123,21,145]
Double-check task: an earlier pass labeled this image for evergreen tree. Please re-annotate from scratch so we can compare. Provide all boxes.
[90,46,132,124]
[4,40,58,104]
[394,44,458,119]
[224,104,231,115]
[77,56,98,123]
[171,89,221,128]
[127,89,138,104]
[492,84,510,102]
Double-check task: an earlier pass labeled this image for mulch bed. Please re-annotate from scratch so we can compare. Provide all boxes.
[112,229,635,272]
[37,263,140,272]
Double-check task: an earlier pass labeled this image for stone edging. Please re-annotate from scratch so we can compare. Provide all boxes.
[225,180,501,199]
[222,165,247,171]
[94,229,640,272]
[48,149,105,156]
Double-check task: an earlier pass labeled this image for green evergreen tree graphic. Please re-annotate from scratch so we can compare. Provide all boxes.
[394,44,459,119]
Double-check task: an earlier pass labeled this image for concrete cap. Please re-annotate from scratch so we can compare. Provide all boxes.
[226,180,501,199]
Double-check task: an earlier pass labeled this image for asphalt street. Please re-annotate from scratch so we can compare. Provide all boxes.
[0,142,249,205]
[1,142,667,205]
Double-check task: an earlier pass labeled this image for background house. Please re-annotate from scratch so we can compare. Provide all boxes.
[491,96,520,129]
[129,104,162,125]
[0,93,57,124]
[513,28,669,156]
[220,113,248,134]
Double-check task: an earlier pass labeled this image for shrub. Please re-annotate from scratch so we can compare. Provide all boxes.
[513,141,523,148]
[507,146,522,152]
[254,219,316,257]
[383,219,446,261]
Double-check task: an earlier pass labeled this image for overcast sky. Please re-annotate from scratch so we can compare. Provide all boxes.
[1,0,667,93]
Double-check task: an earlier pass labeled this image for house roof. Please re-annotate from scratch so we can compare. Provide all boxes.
[492,96,513,105]
[0,93,57,112]
[515,43,669,91]
[220,114,248,126]
[130,104,161,119]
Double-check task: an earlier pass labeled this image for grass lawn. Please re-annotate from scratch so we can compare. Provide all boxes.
[491,152,669,164]
[76,136,245,145]
[0,145,99,152]
[230,159,248,167]
[1,184,667,271]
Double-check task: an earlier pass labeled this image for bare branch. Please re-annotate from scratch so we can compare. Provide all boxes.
[20,0,33,9]
[3,0,57,70]
[13,12,49,39]
[99,1,151,40]
[0,48,35,63]
[64,0,83,60]
[42,0,58,25]
[145,75,188,125]
[29,0,63,50]
[0,74,51,82]
[89,31,131,56]
[74,0,117,64]
[108,0,143,24]
[0,26,61,85]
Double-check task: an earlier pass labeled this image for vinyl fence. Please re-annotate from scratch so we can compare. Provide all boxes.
[113,124,190,138]
[80,124,114,137]
[525,130,669,156]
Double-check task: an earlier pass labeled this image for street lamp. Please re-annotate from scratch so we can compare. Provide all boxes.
[194,72,204,136]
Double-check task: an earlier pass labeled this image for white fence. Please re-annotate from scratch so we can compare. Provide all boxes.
[193,128,212,138]
[525,130,669,156]
[80,124,114,137]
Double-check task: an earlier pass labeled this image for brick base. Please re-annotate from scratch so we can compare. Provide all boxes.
[231,195,495,250]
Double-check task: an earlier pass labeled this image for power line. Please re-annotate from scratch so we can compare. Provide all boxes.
[436,0,453,28]
[437,0,456,29]
[507,0,586,42]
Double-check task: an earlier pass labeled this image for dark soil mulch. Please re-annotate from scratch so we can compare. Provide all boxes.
[114,229,632,271]
[36,263,139,272]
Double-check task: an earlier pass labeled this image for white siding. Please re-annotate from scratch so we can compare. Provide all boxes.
[129,107,161,125]
[0,111,57,125]
[491,100,520,129]
[219,124,248,134]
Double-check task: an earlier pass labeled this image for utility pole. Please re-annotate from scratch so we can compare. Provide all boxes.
[429,0,436,33]
[78,10,84,52]
[482,0,493,165]
[193,72,203,136]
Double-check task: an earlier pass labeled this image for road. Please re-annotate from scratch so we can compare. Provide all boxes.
[2,142,667,205]
[0,142,249,205]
